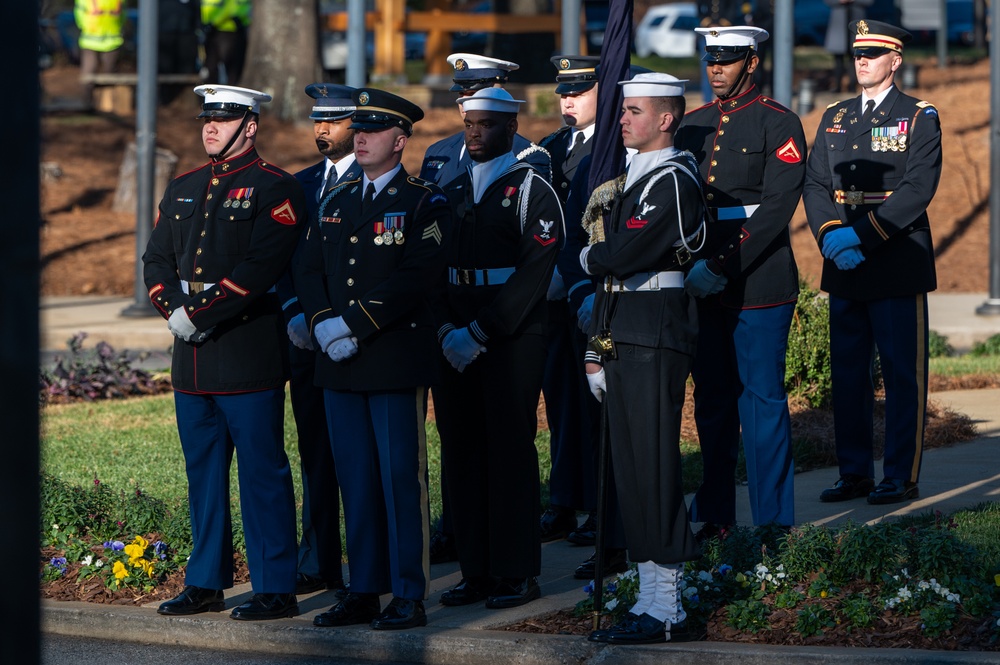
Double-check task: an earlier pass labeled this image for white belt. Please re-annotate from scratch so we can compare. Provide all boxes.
[715,204,760,220]
[181,280,216,295]
[605,271,684,292]
[448,267,515,286]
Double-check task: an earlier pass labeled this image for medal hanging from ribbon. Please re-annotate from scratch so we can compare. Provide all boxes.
[502,186,517,208]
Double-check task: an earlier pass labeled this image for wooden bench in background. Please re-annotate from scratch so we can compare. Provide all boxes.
[81,73,203,115]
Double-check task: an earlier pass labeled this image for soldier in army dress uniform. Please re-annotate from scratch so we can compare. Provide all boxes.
[433,88,563,610]
[294,88,452,631]
[145,84,306,621]
[804,20,942,506]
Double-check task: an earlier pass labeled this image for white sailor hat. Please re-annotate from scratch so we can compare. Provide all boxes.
[304,83,356,121]
[194,84,271,118]
[447,52,520,92]
[695,25,769,63]
[618,72,688,98]
[456,87,524,114]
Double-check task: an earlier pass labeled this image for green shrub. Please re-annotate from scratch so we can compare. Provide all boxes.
[970,333,1000,357]
[928,329,955,358]
[834,521,907,584]
[785,283,832,407]
[778,523,837,583]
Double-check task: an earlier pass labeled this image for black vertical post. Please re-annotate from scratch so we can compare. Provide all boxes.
[980,0,1000,316]
[0,1,41,663]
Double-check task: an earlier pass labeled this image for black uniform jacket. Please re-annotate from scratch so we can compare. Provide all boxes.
[585,152,704,356]
[538,125,593,205]
[143,146,306,393]
[803,85,941,300]
[294,167,452,392]
[676,85,805,308]
[434,160,564,344]
[418,131,552,186]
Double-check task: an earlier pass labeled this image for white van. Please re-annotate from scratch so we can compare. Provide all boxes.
[634,2,699,58]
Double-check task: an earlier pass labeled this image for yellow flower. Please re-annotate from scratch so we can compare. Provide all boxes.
[113,561,127,580]
[994,573,1000,587]
[820,590,828,598]
[124,543,144,563]
[132,535,149,549]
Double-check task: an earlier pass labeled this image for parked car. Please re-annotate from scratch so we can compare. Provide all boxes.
[634,2,698,58]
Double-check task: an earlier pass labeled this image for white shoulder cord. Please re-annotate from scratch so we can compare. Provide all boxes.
[638,163,707,256]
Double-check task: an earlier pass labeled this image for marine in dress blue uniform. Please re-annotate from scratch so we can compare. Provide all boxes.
[675,26,804,533]
[294,88,452,630]
[145,85,305,621]
[581,74,704,645]
[418,53,551,187]
[277,83,360,595]
[432,88,562,610]
[804,21,941,505]
[535,55,601,543]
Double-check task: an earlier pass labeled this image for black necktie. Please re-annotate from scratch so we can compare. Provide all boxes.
[862,99,876,123]
[362,182,375,212]
[569,131,584,158]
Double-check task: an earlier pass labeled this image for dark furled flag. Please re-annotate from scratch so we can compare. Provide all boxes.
[586,0,632,198]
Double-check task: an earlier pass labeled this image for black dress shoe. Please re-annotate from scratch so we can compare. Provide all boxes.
[332,581,349,601]
[666,618,698,642]
[694,522,733,544]
[566,512,597,546]
[588,612,639,642]
[157,586,225,616]
[540,506,577,542]
[574,548,628,580]
[485,577,541,609]
[440,576,493,606]
[819,475,875,502]
[313,592,381,627]
[296,573,331,595]
[429,530,459,564]
[230,593,298,621]
[867,478,919,505]
[370,597,427,630]
[605,612,666,644]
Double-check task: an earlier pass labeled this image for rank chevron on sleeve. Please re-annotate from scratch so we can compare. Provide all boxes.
[422,221,443,245]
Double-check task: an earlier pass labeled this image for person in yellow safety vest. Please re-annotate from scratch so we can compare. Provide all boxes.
[201,0,252,85]
[74,0,125,110]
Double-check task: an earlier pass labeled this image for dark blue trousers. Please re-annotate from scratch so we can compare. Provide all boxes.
[324,388,430,600]
[174,388,297,593]
[690,301,796,527]
[829,293,928,483]
[288,345,341,583]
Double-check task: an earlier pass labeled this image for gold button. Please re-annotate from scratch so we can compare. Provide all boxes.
[347,278,354,286]
[175,214,180,219]
[714,145,721,152]
[212,178,220,185]
[229,216,235,220]
[195,267,203,275]
[349,300,355,305]
[196,248,203,255]
[204,212,209,218]
[348,258,356,265]
[850,164,856,171]
[721,115,730,123]
[207,193,213,200]
[222,163,230,171]
[853,144,859,150]
[708,175,716,183]
[710,160,717,167]
[350,236,358,243]
[200,230,206,237]
[742,147,747,153]
[718,130,725,135]
[201,298,207,303]
[188,306,194,311]
[706,193,714,201]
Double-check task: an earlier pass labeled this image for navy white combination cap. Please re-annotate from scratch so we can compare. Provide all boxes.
[695,26,769,63]
[305,83,356,121]
[194,84,271,118]
[448,52,520,92]
[457,87,524,114]
[618,72,688,98]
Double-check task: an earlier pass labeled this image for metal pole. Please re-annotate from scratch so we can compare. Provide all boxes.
[346,0,366,88]
[936,0,947,68]
[980,0,1000,315]
[562,0,582,55]
[591,398,611,631]
[122,0,159,317]
[772,0,793,108]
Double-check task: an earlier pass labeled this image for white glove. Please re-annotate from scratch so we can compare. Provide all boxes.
[577,293,595,332]
[168,307,200,342]
[442,327,486,373]
[546,267,567,301]
[586,366,606,402]
[579,245,593,275]
[287,313,315,351]
[314,316,351,353]
[327,336,358,362]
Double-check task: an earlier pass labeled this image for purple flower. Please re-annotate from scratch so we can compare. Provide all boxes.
[607,582,617,594]
[50,557,67,568]
[110,540,125,551]
[583,583,594,595]
[153,541,168,560]
[719,564,732,576]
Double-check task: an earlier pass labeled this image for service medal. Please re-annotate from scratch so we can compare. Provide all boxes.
[502,199,511,207]
[374,234,384,245]
[223,199,232,208]
[242,200,251,209]
[382,231,394,245]
[394,230,404,243]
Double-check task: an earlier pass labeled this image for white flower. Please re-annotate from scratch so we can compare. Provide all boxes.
[698,570,712,582]
[52,524,59,531]
[95,560,104,569]
[606,598,619,611]
[81,555,93,566]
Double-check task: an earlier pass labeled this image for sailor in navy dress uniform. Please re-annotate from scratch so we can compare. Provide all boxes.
[293,88,452,630]
[675,25,805,536]
[580,73,704,645]
[804,20,942,506]
[432,88,563,610]
[418,53,551,187]
[144,84,306,621]
[278,83,360,596]
[534,55,601,544]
